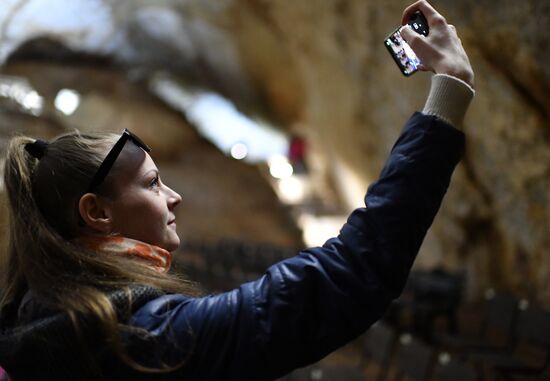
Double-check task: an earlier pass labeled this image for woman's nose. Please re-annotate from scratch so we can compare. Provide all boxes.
[166,186,182,209]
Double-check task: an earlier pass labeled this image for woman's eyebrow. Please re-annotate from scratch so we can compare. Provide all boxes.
[141,168,159,180]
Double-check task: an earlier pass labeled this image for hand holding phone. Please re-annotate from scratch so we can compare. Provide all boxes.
[397,0,475,88]
[384,11,429,76]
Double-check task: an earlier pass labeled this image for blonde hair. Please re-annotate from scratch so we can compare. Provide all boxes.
[2,131,199,373]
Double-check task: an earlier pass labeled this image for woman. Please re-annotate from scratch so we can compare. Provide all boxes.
[0,1,474,380]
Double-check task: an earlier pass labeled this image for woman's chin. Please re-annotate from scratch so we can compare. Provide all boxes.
[164,238,180,252]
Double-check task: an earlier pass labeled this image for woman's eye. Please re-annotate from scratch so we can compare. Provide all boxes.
[149,176,160,188]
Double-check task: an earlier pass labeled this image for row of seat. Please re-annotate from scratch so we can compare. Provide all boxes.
[433,291,550,380]
[279,287,550,381]
[176,239,301,290]
[381,289,550,380]
[363,323,478,381]
[279,321,477,381]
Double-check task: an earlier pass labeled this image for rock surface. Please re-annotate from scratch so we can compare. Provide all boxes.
[194,0,550,302]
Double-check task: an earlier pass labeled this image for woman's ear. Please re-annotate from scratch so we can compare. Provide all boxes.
[78,193,113,233]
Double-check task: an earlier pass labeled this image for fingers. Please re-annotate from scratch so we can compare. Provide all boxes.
[400,25,427,53]
[400,25,433,71]
[401,0,443,26]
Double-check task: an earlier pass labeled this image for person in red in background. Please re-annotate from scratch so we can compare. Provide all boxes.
[288,134,308,174]
[0,1,474,380]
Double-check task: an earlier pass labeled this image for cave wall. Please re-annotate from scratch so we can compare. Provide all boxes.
[214,0,549,301]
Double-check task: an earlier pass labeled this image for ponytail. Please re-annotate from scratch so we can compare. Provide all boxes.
[2,136,40,305]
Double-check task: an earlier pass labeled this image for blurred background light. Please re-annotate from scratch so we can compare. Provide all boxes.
[21,91,43,113]
[0,75,43,115]
[230,142,248,160]
[150,74,289,163]
[268,155,293,179]
[276,176,306,204]
[54,89,81,115]
[298,214,347,248]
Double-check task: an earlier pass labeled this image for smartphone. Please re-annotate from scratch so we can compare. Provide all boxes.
[384,11,429,76]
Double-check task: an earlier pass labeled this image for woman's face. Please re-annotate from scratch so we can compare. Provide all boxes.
[106,145,182,252]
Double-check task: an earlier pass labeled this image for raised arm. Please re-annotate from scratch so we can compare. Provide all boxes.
[127,3,475,380]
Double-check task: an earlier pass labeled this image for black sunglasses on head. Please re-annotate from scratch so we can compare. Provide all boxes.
[87,129,151,192]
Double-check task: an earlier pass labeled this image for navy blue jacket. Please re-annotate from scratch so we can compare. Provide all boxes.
[0,112,464,380]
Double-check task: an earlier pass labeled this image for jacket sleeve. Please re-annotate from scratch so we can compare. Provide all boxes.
[128,112,465,381]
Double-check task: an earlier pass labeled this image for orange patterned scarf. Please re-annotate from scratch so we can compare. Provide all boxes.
[77,235,172,273]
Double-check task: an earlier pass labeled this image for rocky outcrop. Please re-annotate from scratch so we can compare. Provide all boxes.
[215,0,550,302]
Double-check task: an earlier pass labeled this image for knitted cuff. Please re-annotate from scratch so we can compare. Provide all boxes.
[423,74,475,129]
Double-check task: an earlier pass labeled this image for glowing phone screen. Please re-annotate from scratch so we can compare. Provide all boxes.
[384,27,421,76]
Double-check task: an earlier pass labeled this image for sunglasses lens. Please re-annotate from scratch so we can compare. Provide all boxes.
[88,129,150,191]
